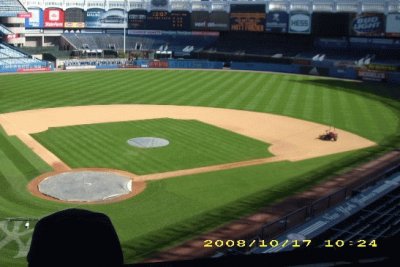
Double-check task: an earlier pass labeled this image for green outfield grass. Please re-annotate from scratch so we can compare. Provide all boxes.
[0,70,399,266]
[32,119,272,174]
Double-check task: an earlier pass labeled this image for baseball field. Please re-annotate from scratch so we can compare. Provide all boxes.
[0,69,399,266]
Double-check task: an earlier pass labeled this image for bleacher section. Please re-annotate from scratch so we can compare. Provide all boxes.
[0,24,13,36]
[202,32,400,66]
[0,42,49,71]
[248,170,400,255]
[0,0,26,17]
[61,33,218,56]
[207,32,313,58]
[314,186,400,243]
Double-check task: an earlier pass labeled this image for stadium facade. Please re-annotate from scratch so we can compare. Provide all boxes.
[12,0,400,47]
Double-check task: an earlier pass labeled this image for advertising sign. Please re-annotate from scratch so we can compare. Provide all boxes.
[230,4,266,32]
[85,9,126,28]
[191,11,229,31]
[44,8,65,28]
[85,8,105,28]
[65,8,85,28]
[386,13,400,37]
[17,67,51,73]
[25,8,43,28]
[5,33,21,40]
[128,10,147,29]
[289,13,311,34]
[18,13,31,18]
[351,13,385,37]
[99,9,127,28]
[191,11,208,30]
[358,69,386,82]
[266,11,288,33]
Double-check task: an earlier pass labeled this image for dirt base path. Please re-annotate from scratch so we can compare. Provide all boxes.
[0,104,375,181]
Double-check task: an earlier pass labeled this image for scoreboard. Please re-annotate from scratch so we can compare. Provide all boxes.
[128,10,191,30]
[230,4,266,32]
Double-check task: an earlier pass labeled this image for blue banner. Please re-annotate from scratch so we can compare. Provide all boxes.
[266,11,288,33]
[25,8,43,28]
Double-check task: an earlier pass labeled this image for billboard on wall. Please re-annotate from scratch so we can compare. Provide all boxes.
[191,11,229,31]
[289,13,311,34]
[266,11,288,33]
[99,9,127,28]
[25,8,43,28]
[65,8,85,28]
[358,69,386,82]
[386,13,400,37]
[85,9,126,28]
[230,4,266,32]
[146,11,191,30]
[128,10,147,29]
[351,13,385,37]
[312,13,351,36]
[85,8,105,28]
[44,8,64,28]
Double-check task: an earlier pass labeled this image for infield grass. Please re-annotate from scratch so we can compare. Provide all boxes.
[31,119,272,174]
[0,70,399,266]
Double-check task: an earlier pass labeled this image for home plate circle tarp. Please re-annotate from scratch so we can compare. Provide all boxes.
[127,137,169,148]
[38,171,132,202]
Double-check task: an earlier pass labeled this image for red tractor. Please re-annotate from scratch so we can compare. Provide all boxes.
[319,128,338,141]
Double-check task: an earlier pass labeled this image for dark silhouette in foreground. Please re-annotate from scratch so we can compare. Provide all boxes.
[27,208,123,267]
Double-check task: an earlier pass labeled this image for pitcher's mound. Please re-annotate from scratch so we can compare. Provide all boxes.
[127,137,169,148]
[38,171,132,202]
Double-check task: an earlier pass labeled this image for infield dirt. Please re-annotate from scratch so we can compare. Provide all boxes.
[0,104,375,181]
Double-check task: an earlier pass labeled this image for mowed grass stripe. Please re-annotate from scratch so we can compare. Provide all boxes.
[223,73,261,109]
[0,130,40,177]
[6,137,51,174]
[279,75,303,116]
[182,120,269,156]
[93,73,174,104]
[321,84,334,124]
[141,120,240,168]
[32,119,271,174]
[161,121,245,162]
[178,72,228,106]
[243,73,279,110]
[0,150,27,188]
[263,76,291,113]
[131,72,191,104]
[61,125,129,168]
[148,72,207,105]
[221,74,261,108]
[158,71,213,105]
[70,126,126,167]
[237,73,271,110]
[33,127,100,167]
[125,120,182,172]
[353,96,389,142]
[99,120,174,172]
[209,73,253,108]
[253,74,282,111]
[297,82,315,119]
[0,70,397,144]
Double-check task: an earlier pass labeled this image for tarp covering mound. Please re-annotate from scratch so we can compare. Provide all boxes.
[38,171,132,202]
